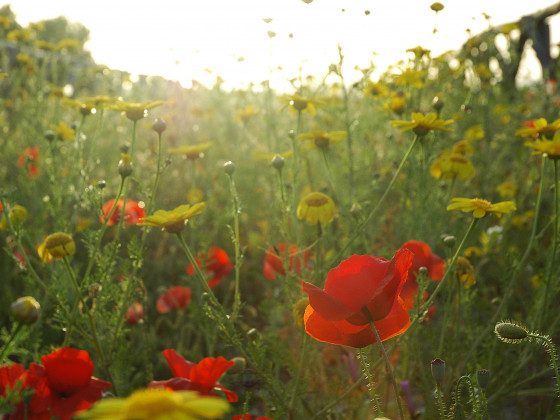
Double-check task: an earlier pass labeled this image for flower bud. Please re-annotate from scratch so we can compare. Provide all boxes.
[476,369,490,390]
[44,232,76,259]
[494,321,529,343]
[431,358,446,384]
[223,161,236,176]
[118,153,133,178]
[227,357,247,374]
[432,95,444,111]
[152,118,167,134]
[271,155,285,170]
[97,180,106,189]
[9,205,28,225]
[442,235,456,248]
[288,130,296,140]
[44,130,55,142]
[247,328,260,341]
[120,143,130,153]
[10,296,40,325]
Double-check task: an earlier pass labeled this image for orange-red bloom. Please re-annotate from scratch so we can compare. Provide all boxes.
[17,146,40,177]
[263,243,309,280]
[187,246,234,288]
[148,349,238,402]
[24,348,111,420]
[398,240,445,309]
[125,302,144,324]
[156,286,192,314]
[100,199,145,226]
[302,248,413,348]
[233,415,274,420]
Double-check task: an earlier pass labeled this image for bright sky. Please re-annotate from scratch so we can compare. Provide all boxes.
[6,0,560,90]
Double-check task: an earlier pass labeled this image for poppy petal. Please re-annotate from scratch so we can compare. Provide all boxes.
[161,349,195,378]
[303,281,357,321]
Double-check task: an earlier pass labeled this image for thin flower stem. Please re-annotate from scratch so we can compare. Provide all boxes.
[0,323,24,362]
[116,120,138,241]
[358,347,383,416]
[436,383,446,420]
[227,173,242,320]
[146,131,164,215]
[366,317,406,420]
[330,134,421,263]
[527,332,560,397]
[411,217,479,330]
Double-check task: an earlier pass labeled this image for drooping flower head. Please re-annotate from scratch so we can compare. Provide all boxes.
[263,243,310,280]
[187,246,234,288]
[398,240,445,309]
[138,203,206,233]
[447,198,516,218]
[156,286,192,314]
[302,248,414,348]
[101,199,145,226]
[391,112,454,136]
[297,192,336,226]
[148,349,238,403]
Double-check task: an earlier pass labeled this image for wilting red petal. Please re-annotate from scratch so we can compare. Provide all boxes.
[156,286,192,313]
[162,349,195,378]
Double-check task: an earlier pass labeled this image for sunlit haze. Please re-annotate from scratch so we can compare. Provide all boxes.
[6,0,560,90]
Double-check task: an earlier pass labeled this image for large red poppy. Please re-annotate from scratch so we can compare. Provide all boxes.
[23,348,111,420]
[100,198,145,226]
[148,349,238,402]
[302,248,413,348]
[17,146,40,177]
[156,286,192,314]
[187,246,234,288]
[398,240,445,309]
[263,243,309,280]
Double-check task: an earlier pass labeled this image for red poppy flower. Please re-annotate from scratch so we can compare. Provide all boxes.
[100,199,145,226]
[398,240,445,309]
[17,146,40,177]
[263,243,309,280]
[302,248,413,348]
[0,362,26,396]
[233,415,274,420]
[156,286,192,314]
[23,348,111,420]
[187,246,234,288]
[148,349,238,402]
[125,302,144,324]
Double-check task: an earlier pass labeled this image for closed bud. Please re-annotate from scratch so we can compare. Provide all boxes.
[271,155,285,170]
[152,118,167,134]
[97,180,106,189]
[431,358,446,384]
[11,296,40,325]
[432,95,444,111]
[476,369,490,390]
[443,235,456,248]
[494,321,529,343]
[288,130,296,140]
[44,130,55,142]
[247,328,260,341]
[223,161,236,176]
[228,357,247,374]
[118,153,133,178]
[120,143,130,153]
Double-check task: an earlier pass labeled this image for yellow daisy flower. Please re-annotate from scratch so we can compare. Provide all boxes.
[406,46,431,59]
[496,181,517,198]
[297,192,336,226]
[430,152,474,180]
[363,81,388,98]
[168,143,212,160]
[38,233,76,263]
[233,105,260,124]
[111,100,166,121]
[81,388,229,420]
[464,125,485,142]
[279,94,323,115]
[393,68,426,88]
[390,112,454,136]
[297,130,347,150]
[515,118,560,139]
[51,121,76,141]
[525,132,560,159]
[447,198,516,218]
[454,256,475,288]
[138,203,205,233]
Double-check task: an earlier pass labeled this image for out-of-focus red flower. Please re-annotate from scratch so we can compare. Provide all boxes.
[0,362,29,419]
[125,302,144,324]
[398,240,445,309]
[148,349,238,402]
[100,199,145,226]
[17,146,40,177]
[187,246,233,288]
[263,243,309,280]
[23,347,111,420]
[232,415,274,420]
[156,286,192,314]
[302,248,413,348]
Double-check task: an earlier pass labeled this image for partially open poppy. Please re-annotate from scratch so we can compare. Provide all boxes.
[187,246,233,288]
[263,243,309,280]
[17,146,40,177]
[100,199,145,226]
[156,287,192,314]
[302,248,413,348]
[398,240,445,309]
[148,349,238,402]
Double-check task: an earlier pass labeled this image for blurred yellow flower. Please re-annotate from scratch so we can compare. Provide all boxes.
[452,140,474,156]
[525,132,560,159]
[385,93,406,115]
[38,232,76,263]
[0,16,11,30]
[111,100,166,121]
[168,143,212,160]
[81,388,229,420]
[454,256,475,288]
[7,29,32,42]
[464,125,485,142]
[430,2,444,12]
[430,152,474,180]
[0,204,28,230]
[393,68,426,88]
[363,81,388,98]
[51,121,75,141]
[447,198,516,218]
[496,181,517,198]
[464,246,482,258]
[297,192,336,226]
[297,130,347,150]
[138,203,206,233]
[515,118,560,139]
[511,210,535,229]
[280,94,323,115]
[406,46,431,59]
[233,105,260,124]
[390,112,454,136]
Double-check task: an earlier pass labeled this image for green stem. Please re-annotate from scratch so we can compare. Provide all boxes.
[227,173,242,320]
[366,313,405,420]
[527,332,560,397]
[0,323,24,362]
[330,134,421,263]
[436,383,446,420]
[358,347,383,416]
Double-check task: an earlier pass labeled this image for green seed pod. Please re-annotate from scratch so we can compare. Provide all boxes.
[118,153,133,178]
[476,369,490,390]
[431,358,446,384]
[44,130,55,142]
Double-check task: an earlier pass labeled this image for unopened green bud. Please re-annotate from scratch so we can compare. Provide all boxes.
[431,358,446,384]
[288,130,296,140]
[223,161,236,176]
[152,118,167,134]
[443,235,456,248]
[44,130,55,142]
[120,143,130,153]
[247,328,260,341]
[118,153,133,178]
[495,321,529,343]
[228,357,247,374]
[11,296,40,325]
[271,155,285,170]
[432,95,444,111]
[97,180,106,189]
[477,369,490,390]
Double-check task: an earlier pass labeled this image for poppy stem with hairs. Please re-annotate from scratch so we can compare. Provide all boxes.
[358,346,383,416]
[363,307,406,420]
